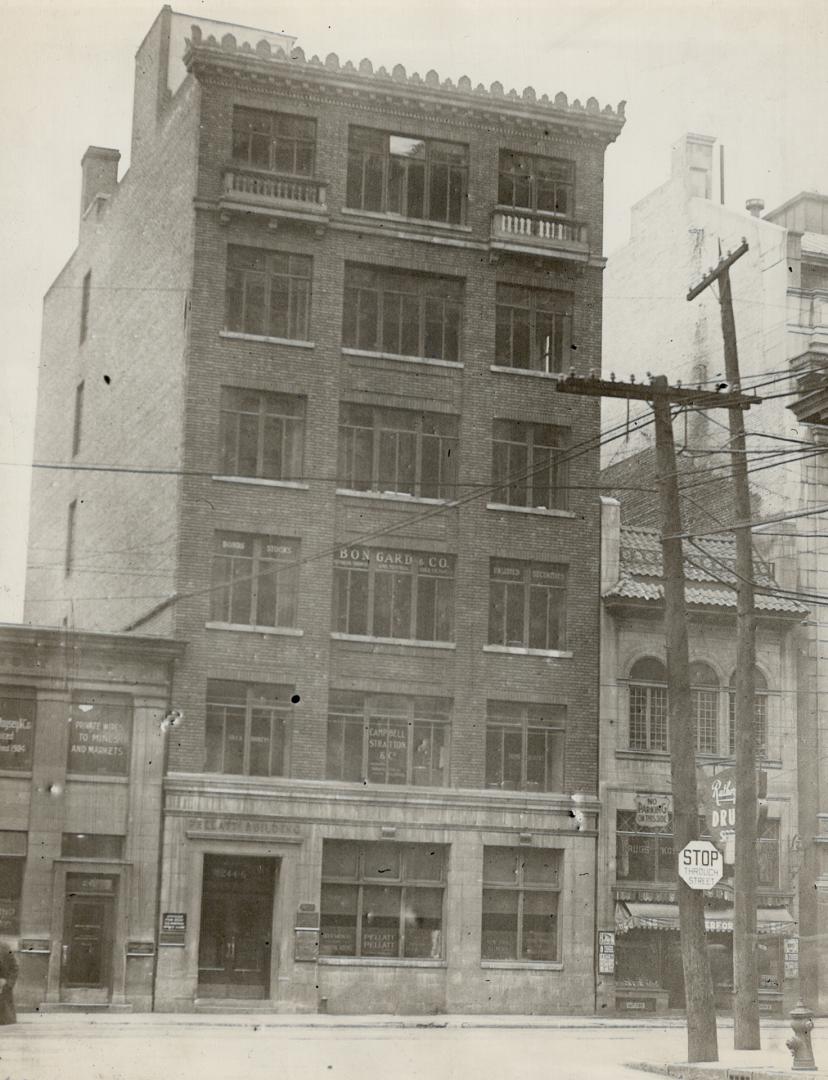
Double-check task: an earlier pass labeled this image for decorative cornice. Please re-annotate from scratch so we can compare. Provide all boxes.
[184,25,626,142]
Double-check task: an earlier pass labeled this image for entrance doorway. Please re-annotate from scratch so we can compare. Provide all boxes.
[61,874,118,1002]
[197,854,276,998]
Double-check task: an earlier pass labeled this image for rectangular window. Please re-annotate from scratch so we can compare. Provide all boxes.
[485,701,565,792]
[495,284,572,373]
[0,687,35,772]
[211,532,299,629]
[342,265,462,363]
[320,841,445,959]
[231,107,316,175]
[0,857,24,934]
[338,403,458,499]
[693,688,719,754]
[219,387,305,481]
[488,559,567,650]
[205,680,291,777]
[326,692,450,787]
[225,246,312,341]
[491,420,568,510]
[758,819,780,888]
[61,834,124,859]
[728,693,769,757]
[80,270,91,344]
[481,847,561,962]
[72,381,85,457]
[346,127,468,224]
[497,151,575,216]
[65,500,77,576]
[67,692,131,777]
[333,546,455,643]
[629,684,669,752]
[615,810,676,884]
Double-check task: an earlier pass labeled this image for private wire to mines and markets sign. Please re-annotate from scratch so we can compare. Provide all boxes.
[678,840,723,889]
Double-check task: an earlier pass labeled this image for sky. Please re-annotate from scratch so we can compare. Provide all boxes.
[1,0,827,622]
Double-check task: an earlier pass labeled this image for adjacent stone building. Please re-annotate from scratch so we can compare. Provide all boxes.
[24,8,624,1012]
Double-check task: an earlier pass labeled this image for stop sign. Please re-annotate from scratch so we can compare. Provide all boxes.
[678,840,723,889]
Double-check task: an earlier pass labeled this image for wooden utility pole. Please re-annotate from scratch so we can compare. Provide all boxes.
[558,373,760,1062]
[687,239,760,1050]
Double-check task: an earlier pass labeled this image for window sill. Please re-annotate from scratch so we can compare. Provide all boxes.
[490,365,565,380]
[219,330,315,349]
[331,633,455,650]
[65,773,129,784]
[480,960,563,971]
[318,956,446,968]
[342,347,463,370]
[336,488,454,507]
[484,644,572,659]
[340,206,472,233]
[205,622,304,637]
[212,475,310,491]
[486,503,574,519]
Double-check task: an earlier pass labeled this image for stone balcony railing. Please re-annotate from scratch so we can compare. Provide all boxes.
[489,207,590,261]
[219,166,328,226]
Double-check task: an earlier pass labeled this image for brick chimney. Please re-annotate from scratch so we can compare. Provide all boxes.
[80,146,120,220]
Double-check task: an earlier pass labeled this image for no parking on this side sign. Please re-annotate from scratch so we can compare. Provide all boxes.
[678,840,723,889]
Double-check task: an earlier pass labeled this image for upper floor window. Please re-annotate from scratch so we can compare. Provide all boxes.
[211,531,299,629]
[498,151,574,216]
[72,381,85,458]
[0,687,35,772]
[343,265,462,363]
[231,107,316,175]
[488,559,567,651]
[225,246,312,341]
[338,403,458,500]
[728,668,769,757]
[333,546,455,643]
[67,692,131,777]
[80,270,91,344]
[628,657,668,752]
[326,691,450,787]
[690,662,719,755]
[206,679,291,776]
[492,420,568,510]
[320,841,445,959]
[219,387,305,482]
[61,833,124,859]
[481,847,561,962]
[346,127,468,224]
[758,819,780,888]
[495,284,572,374]
[485,701,565,792]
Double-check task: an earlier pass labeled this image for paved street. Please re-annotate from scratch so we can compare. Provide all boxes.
[0,1015,826,1080]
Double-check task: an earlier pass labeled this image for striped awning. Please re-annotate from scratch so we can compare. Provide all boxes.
[615,901,796,936]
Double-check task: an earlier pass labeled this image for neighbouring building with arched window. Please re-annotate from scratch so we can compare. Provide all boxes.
[597,497,807,1016]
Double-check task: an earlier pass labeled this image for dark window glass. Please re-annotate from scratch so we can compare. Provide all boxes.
[80,270,91,344]
[615,810,677,884]
[758,819,780,887]
[67,693,131,777]
[326,692,450,787]
[494,284,572,373]
[211,532,299,628]
[219,388,305,482]
[61,834,124,859]
[72,381,85,457]
[339,403,458,499]
[205,680,291,777]
[0,687,35,772]
[232,107,317,175]
[0,858,24,934]
[343,265,463,362]
[728,668,769,757]
[333,547,455,643]
[481,848,561,961]
[346,127,468,224]
[488,560,567,650]
[485,702,565,792]
[320,841,445,958]
[628,659,669,751]
[498,150,574,215]
[492,420,568,509]
[225,247,312,341]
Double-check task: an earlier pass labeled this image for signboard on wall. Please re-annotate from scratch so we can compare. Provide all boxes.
[700,767,736,844]
[598,931,615,974]
[784,937,799,978]
[159,912,186,947]
[68,700,131,776]
[635,794,672,829]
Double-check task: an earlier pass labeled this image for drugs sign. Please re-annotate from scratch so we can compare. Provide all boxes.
[678,840,723,889]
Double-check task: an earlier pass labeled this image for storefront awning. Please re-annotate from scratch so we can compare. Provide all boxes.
[615,901,796,936]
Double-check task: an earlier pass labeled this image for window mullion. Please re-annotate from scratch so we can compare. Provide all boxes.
[257,394,266,476]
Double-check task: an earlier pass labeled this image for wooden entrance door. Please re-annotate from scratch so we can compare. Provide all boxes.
[61,891,115,1001]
